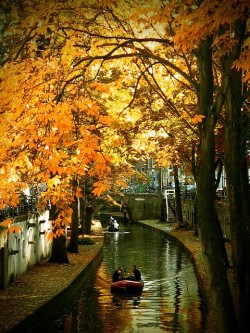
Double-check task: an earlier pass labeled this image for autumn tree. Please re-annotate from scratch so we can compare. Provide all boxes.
[173,1,249,331]
[0,0,135,258]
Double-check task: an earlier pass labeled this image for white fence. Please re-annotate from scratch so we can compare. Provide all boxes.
[0,211,52,289]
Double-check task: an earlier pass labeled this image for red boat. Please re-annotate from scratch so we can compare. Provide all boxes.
[111,280,144,293]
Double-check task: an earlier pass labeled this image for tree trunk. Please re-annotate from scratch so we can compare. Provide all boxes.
[196,36,238,332]
[49,228,69,263]
[197,122,237,333]
[224,95,250,333]
[173,165,183,226]
[84,206,94,235]
[215,210,230,268]
[223,17,250,332]
[80,178,86,236]
[79,178,94,235]
[48,204,69,263]
[67,195,79,253]
[80,196,85,235]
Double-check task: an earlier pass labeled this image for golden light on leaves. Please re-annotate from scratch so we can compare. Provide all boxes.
[47,176,61,188]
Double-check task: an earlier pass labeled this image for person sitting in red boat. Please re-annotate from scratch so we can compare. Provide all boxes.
[126,264,141,281]
[112,265,125,282]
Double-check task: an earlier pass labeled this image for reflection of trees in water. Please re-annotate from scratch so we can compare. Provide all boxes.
[172,246,182,332]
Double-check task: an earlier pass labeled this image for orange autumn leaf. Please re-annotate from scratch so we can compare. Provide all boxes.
[192,115,205,124]
[8,225,22,233]
[55,228,65,237]
[46,231,54,241]
[0,219,13,228]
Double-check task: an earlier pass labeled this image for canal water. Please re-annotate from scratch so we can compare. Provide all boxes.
[36,222,204,333]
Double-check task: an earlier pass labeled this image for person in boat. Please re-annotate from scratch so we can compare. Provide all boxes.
[113,219,119,230]
[112,265,125,282]
[127,264,141,281]
[108,216,116,231]
[109,216,114,228]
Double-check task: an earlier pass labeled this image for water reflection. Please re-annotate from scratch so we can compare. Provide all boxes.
[112,293,141,309]
[35,223,204,333]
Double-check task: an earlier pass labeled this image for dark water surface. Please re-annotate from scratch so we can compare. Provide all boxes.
[36,223,204,333]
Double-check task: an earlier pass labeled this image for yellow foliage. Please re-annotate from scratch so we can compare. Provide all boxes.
[0,0,246,222]
[90,82,111,93]
[115,179,127,187]
[47,176,61,188]
[92,181,111,196]
[181,111,190,119]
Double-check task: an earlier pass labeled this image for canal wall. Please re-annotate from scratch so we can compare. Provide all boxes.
[0,211,52,289]
[105,193,161,221]
[106,194,231,240]
[125,193,161,221]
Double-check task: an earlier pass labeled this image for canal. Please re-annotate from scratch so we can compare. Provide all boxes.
[36,222,204,333]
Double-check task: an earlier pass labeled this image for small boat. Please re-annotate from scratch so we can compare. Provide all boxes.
[111,280,144,293]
